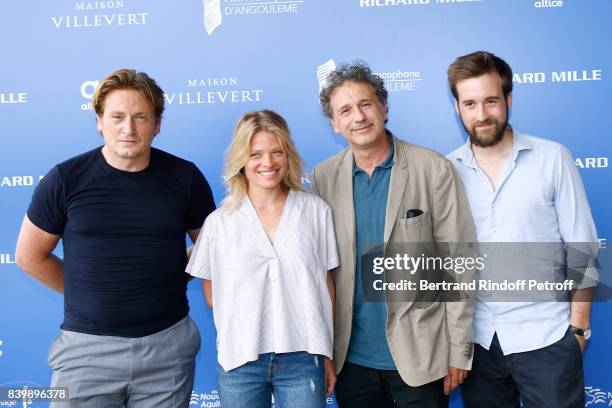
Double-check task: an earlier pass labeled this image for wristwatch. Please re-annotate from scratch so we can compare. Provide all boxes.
[570,325,591,341]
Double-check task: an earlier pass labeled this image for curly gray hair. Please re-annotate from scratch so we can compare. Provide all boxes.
[319,61,388,118]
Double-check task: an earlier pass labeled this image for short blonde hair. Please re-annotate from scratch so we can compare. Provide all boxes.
[222,110,304,212]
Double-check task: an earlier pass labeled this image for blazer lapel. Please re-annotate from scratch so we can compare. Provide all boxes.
[384,137,409,243]
[337,149,356,258]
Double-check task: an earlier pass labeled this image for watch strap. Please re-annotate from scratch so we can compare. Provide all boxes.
[569,324,591,340]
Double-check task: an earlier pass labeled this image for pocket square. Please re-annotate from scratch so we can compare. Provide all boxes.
[403,209,423,219]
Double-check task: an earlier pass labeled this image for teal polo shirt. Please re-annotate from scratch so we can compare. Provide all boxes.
[346,137,396,370]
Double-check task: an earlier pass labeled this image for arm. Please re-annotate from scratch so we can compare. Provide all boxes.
[327,270,336,324]
[15,215,64,293]
[570,288,593,352]
[186,164,215,259]
[202,279,213,309]
[432,161,477,394]
[185,218,214,305]
[554,146,599,352]
[187,227,202,259]
[316,202,339,395]
[324,270,337,396]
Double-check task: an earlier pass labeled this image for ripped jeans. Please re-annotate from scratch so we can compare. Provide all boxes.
[216,352,326,408]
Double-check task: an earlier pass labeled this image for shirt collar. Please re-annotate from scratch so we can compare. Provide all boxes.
[510,130,533,161]
[352,130,395,175]
[456,137,476,168]
[455,127,533,168]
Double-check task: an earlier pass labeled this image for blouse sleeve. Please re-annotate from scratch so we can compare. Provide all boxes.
[186,215,214,279]
[320,204,340,271]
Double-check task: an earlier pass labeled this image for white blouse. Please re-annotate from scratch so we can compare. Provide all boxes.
[186,189,339,371]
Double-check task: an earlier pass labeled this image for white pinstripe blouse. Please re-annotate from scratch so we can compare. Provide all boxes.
[186,189,339,371]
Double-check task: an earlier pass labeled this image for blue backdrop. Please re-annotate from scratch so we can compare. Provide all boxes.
[1,0,610,406]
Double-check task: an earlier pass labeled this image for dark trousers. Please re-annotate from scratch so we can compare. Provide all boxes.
[461,329,584,408]
[335,361,448,408]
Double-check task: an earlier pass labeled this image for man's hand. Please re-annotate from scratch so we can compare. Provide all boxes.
[574,334,587,353]
[443,366,468,395]
[570,288,592,355]
[324,357,337,396]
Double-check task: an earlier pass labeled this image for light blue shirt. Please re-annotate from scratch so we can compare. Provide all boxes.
[447,130,598,355]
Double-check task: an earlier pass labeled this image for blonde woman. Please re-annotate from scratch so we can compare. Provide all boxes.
[186,110,338,408]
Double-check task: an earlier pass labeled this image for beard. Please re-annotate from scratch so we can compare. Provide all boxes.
[460,107,509,148]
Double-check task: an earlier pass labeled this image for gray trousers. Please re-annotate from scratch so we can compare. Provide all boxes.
[49,315,201,408]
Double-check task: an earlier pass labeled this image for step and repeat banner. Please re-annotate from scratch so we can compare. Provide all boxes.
[1,0,610,407]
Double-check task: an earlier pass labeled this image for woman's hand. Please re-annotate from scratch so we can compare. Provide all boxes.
[324,357,337,396]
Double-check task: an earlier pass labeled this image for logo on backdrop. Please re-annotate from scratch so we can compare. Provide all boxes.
[575,157,608,169]
[301,173,312,190]
[202,0,305,35]
[0,253,16,265]
[0,176,42,188]
[585,385,612,406]
[315,60,422,94]
[189,390,220,407]
[534,0,563,8]
[80,80,99,111]
[0,92,27,105]
[272,394,335,407]
[203,0,222,35]
[359,0,483,8]
[188,386,333,407]
[513,69,603,84]
[80,77,262,110]
[375,69,422,93]
[317,59,337,92]
[164,76,263,107]
[51,1,150,29]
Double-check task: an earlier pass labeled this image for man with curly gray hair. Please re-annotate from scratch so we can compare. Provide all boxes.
[319,62,388,120]
[311,61,477,407]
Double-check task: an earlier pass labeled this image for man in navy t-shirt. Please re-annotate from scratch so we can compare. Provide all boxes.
[15,69,216,407]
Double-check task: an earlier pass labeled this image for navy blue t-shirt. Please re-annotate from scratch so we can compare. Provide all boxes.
[27,147,215,337]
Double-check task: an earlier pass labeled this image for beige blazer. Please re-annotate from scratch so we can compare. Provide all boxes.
[312,135,476,387]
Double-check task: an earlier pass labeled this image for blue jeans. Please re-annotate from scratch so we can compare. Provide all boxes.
[216,352,326,408]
